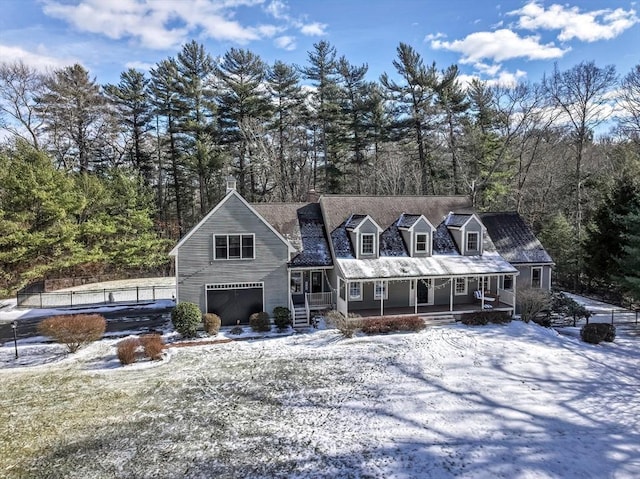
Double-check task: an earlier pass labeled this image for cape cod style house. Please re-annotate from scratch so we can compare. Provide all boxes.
[169,180,554,327]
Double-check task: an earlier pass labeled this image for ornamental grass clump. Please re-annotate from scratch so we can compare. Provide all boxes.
[139,334,164,360]
[117,338,140,365]
[326,310,361,338]
[37,314,106,353]
[203,313,222,336]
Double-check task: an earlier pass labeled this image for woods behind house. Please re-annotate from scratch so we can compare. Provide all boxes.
[2,40,640,302]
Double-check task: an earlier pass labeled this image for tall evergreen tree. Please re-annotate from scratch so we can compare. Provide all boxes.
[36,64,108,172]
[175,40,219,215]
[300,41,341,192]
[216,47,271,200]
[104,68,154,181]
[381,43,438,194]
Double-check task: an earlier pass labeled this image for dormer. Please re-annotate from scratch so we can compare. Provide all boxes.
[444,212,485,256]
[345,214,383,259]
[397,214,436,257]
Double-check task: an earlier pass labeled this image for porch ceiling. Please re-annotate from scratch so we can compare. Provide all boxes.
[336,252,518,281]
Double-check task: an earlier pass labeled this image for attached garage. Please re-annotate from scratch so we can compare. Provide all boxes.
[205,283,264,326]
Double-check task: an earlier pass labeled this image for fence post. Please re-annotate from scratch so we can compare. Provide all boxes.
[40,293,42,309]
[611,309,614,325]
[136,286,139,303]
[103,289,106,303]
[70,291,73,307]
[636,310,638,325]
[153,286,156,301]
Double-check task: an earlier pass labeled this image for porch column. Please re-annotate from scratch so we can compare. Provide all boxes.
[513,274,517,309]
[449,278,454,312]
[481,276,485,310]
[345,280,349,317]
[414,279,418,315]
[380,281,385,316]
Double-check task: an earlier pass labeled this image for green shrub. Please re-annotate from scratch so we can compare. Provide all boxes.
[171,302,201,338]
[139,334,164,360]
[272,306,291,330]
[550,292,591,326]
[461,311,511,326]
[361,315,426,335]
[326,310,361,338]
[203,313,222,335]
[581,323,616,344]
[37,314,107,353]
[117,338,140,365]
[249,311,271,332]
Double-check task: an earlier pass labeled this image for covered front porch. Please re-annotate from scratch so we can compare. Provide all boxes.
[337,275,517,319]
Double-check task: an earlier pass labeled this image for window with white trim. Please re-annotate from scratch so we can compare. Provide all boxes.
[374,280,388,300]
[415,233,428,253]
[361,233,375,255]
[502,275,513,291]
[466,231,479,252]
[455,277,467,295]
[214,234,254,260]
[531,267,542,288]
[349,282,362,301]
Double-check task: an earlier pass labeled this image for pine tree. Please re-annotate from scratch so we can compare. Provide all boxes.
[381,43,438,194]
[216,47,271,200]
[615,209,640,303]
[36,64,108,172]
[104,68,154,180]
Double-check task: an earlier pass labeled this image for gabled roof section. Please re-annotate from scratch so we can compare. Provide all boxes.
[320,195,473,234]
[433,222,459,254]
[253,202,333,268]
[169,190,295,256]
[380,224,409,257]
[444,213,473,228]
[396,214,422,229]
[345,214,383,233]
[479,212,554,264]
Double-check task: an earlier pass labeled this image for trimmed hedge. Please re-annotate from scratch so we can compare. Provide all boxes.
[249,311,271,332]
[272,306,291,330]
[171,302,201,338]
[361,315,426,335]
[460,310,511,326]
[581,323,616,344]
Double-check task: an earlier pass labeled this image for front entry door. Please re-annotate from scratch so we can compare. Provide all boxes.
[417,279,434,305]
[311,271,323,293]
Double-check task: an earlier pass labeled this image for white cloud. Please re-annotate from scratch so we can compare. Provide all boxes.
[423,32,445,42]
[274,35,296,51]
[484,69,528,88]
[41,0,319,50]
[125,60,155,71]
[300,22,327,36]
[510,1,639,42]
[0,44,74,71]
[431,28,568,64]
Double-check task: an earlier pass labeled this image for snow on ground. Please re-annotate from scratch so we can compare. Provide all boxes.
[1,319,639,479]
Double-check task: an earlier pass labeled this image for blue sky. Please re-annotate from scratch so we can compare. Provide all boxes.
[1,0,639,86]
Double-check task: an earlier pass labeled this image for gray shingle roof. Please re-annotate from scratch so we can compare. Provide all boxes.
[445,213,472,228]
[345,214,368,230]
[396,214,422,229]
[320,195,473,234]
[252,202,332,267]
[479,212,553,264]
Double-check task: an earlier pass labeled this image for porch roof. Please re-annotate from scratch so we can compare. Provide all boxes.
[336,252,518,281]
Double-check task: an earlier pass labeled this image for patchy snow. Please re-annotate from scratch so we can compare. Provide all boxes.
[1,319,639,478]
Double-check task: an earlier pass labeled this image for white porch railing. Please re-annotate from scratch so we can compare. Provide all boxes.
[306,291,334,309]
[498,288,515,306]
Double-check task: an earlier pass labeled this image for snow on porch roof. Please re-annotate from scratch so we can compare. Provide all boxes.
[336,252,518,281]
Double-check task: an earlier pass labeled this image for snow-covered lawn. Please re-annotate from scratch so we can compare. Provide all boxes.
[1,321,639,478]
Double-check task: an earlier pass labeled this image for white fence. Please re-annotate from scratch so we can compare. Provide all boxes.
[17,285,175,309]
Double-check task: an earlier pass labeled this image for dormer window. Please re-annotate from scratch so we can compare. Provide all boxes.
[466,232,479,252]
[415,233,428,253]
[361,234,375,255]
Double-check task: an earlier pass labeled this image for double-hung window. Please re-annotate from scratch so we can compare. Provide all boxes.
[349,282,362,301]
[455,277,467,295]
[415,233,428,253]
[374,280,388,300]
[531,267,542,288]
[466,232,479,252]
[214,234,254,260]
[361,234,375,255]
